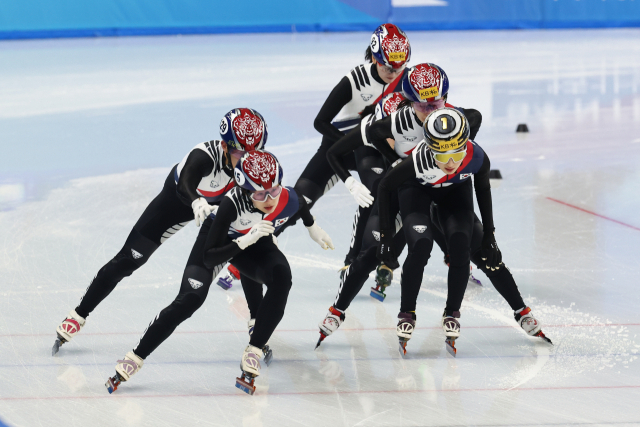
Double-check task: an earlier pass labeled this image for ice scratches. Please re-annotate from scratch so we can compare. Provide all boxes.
[418,274,639,388]
[0,168,196,298]
[503,342,550,391]
[525,300,639,378]
[287,252,636,390]
[414,282,552,389]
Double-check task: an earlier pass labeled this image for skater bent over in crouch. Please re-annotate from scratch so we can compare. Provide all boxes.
[316,64,480,347]
[326,91,405,272]
[326,62,483,284]
[375,108,552,355]
[317,108,550,355]
[277,24,410,240]
[327,63,482,301]
[53,108,268,355]
[105,151,334,395]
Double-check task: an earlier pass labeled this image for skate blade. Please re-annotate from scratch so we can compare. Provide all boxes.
[370,287,386,302]
[468,275,482,286]
[398,339,408,356]
[536,331,553,345]
[235,375,256,395]
[315,332,327,350]
[52,338,63,356]
[216,278,233,290]
[445,338,457,357]
[263,346,273,366]
[105,375,122,394]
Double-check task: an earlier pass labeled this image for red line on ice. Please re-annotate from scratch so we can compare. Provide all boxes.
[546,197,640,232]
[2,323,639,338]
[2,384,640,401]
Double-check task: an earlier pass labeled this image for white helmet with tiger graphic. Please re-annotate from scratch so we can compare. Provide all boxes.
[233,150,283,192]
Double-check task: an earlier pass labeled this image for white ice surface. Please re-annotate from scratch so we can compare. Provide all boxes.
[1,29,640,427]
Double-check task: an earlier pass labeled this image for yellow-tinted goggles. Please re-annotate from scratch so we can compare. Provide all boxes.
[433,149,467,163]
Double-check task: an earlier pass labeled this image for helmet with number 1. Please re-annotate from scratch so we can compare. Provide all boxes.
[233,150,283,192]
[401,63,449,103]
[219,108,268,151]
[370,24,411,69]
[423,108,469,153]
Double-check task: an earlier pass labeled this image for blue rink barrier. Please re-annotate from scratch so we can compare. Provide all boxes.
[1,0,639,40]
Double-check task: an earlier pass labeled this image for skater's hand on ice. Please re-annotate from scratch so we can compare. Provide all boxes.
[191,197,214,227]
[376,230,399,270]
[345,177,374,208]
[307,222,335,250]
[481,231,502,270]
[235,220,275,250]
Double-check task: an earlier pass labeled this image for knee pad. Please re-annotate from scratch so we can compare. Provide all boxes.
[99,231,158,281]
[361,214,382,251]
[99,251,139,281]
[294,178,323,208]
[123,228,160,267]
[180,265,213,299]
[164,293,203,324]
[357,156,385,189]
[403,213,433,248]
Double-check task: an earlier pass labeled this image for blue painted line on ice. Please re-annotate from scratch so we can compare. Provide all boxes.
[0,416,11,427]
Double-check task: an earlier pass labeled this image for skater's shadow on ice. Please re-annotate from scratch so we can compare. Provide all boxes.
[102,384,150,394]
[52,347,94,356]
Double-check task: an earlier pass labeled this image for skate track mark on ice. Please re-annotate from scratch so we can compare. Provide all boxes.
[546,197,640,232]
[2,384,640,401]
[415,282,550,389]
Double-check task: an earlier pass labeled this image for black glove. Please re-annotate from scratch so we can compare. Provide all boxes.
[359,104,376,118]
[481,230,502,270]
[376,229,399,270]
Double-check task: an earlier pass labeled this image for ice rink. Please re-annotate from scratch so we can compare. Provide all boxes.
[1,28,640,426]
